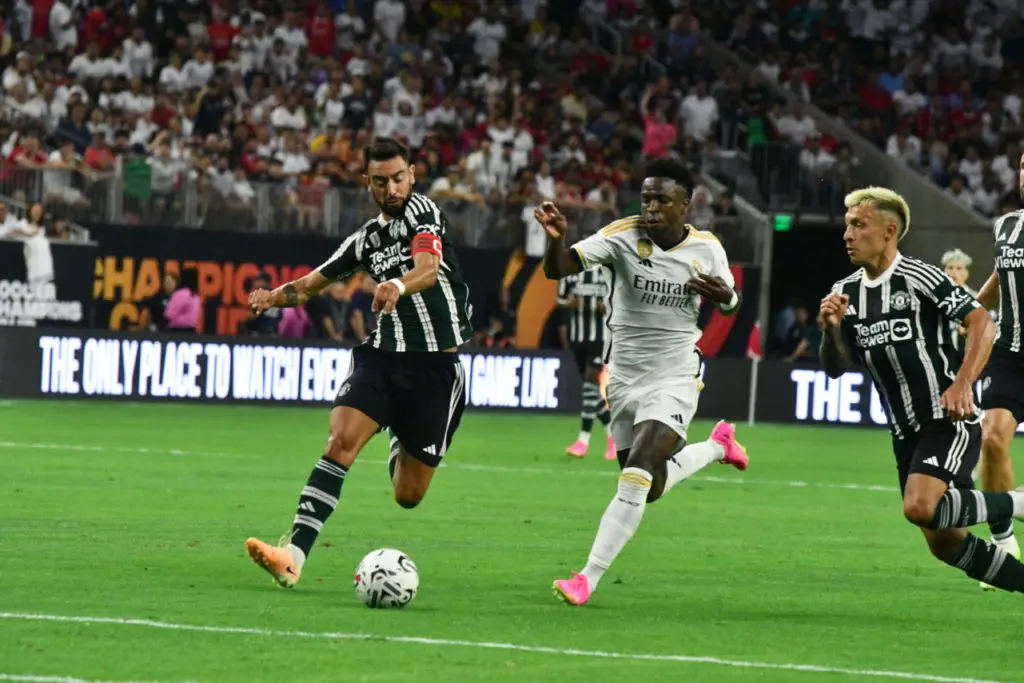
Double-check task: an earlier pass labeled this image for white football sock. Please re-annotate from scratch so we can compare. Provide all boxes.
[287,544,307,571]
[662,440,725,495]
[1010,491,1024,518]
[577,430,591,445]
[580,467,652,590]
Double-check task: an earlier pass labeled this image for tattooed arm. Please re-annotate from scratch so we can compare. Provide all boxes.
[249,271,332,315]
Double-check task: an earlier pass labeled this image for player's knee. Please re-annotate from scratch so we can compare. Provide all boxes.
[323,430,360,467]
[902,495,938,528]
[394,489,424,509]
[981,422,1014,457]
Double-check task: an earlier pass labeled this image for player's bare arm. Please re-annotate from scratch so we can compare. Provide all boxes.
[686,274,741,314]
[977,271,1000,310]
[537,202,583,279]
[372,251,440,314]
[940,307,996,420]
[249,270,331,315]
[818,293,852,378]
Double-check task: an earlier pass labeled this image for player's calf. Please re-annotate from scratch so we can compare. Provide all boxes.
[923,528,1024,593]
[390,440,438,510]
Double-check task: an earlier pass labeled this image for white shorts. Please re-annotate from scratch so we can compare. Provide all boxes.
[606,376,701,447]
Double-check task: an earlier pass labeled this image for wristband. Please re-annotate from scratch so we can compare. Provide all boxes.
[721,290,739,310]
[387,278,406,296]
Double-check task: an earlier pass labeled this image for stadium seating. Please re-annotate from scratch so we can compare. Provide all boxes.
[696,0,1023,218]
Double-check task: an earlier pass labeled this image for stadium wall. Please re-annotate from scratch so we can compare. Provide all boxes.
[11,326,1010,431]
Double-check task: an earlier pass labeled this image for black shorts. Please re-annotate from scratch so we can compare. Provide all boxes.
[571,341,604,376]
[980,345,1024,423]
[892,420,980,495]
[333,346,466,467]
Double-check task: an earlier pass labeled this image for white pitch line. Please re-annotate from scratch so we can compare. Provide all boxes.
[0,677,172,683]
[0,441,900,493]
[0,612,1005,683]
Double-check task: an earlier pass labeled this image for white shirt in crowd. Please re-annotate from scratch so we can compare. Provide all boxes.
[374,0,407,43]
[336,13,367,51]
[522,204,547,258]
[183,59,214,89]
[159,64,189,92]
[973,186,1001,215]
[122,38,155,78]
[50,2,78,51]
[3,68,37,96]
[892,88,927,116]
[679,94,719,142]
[271,106,308,131]
[274,26,308,60]
[68,55,109,81]
[885,133,922,166]
[775,113,818,145]
[467,18,507,62]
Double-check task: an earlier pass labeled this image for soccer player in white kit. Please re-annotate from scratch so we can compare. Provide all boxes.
[536,159,750,606]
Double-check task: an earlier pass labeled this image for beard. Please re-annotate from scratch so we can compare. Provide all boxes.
[376,190,412,218]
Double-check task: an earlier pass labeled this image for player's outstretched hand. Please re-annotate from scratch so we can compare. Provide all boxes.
[939,380,974,421]
[372,280,401,314]
[686,274,733,304]
[818,293,849,329]
[533,201,568,239]
[249,288,274,316]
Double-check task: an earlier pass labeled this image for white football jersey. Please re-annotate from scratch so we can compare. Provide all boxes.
[571,215,734,384]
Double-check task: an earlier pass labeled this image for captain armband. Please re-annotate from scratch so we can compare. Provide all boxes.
[412,233,443,257]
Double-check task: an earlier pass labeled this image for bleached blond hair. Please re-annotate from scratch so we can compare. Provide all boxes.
[844,186,912,241]
[941,248,973,269]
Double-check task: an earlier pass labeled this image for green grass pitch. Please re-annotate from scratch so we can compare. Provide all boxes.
[0,400,1020,683]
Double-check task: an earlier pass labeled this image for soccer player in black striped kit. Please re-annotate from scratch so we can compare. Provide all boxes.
[973,160,1024,589]
[243,138,473,588]
[820,186,1024,594]
[558,267,617,460]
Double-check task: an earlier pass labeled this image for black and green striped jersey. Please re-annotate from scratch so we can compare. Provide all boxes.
[557,267,609,344]
[317,193,473,352]
[828,253,981,439]
[993,209,1024,354]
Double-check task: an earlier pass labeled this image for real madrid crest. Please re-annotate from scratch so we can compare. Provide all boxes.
[690,260,704,276]
[637,238,654,259]
[890,290,911,311]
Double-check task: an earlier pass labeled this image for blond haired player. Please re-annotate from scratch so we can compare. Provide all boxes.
[536,158,748,606]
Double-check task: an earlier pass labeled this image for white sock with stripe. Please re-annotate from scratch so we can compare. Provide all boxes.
[662,440,725,495]
[580,467,653,590]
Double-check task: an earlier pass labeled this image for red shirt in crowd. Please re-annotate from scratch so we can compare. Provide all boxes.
[32,0,53,41]
[7,147,47,167]
[207,20,237,61]
[83,7,108,50]
[307,16,336,57]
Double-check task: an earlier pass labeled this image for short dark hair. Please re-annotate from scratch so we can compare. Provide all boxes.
[643,158,694,194]
[364,137,411,172]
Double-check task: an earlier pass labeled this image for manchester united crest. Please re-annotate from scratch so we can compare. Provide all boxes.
[890,290,911,311]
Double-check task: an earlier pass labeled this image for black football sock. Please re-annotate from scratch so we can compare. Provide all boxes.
[580,381,602,435]
[927,489,1020,530]
[290,456,347,560]
[989,518,1016,544]
[946,533,1024,592]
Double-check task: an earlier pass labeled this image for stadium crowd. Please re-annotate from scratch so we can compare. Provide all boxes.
[709,0,1024,217]
[1,0,1021,345]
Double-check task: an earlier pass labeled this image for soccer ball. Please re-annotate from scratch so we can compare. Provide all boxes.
[353,548,419,608]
